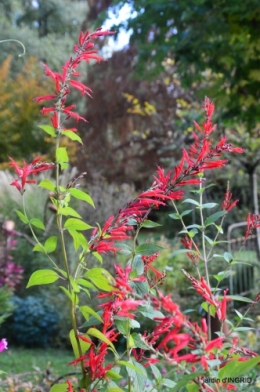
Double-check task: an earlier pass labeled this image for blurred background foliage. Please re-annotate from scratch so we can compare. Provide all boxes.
[1,0,260,349]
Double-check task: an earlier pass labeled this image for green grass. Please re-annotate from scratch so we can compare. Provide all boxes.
[0,346,75,391]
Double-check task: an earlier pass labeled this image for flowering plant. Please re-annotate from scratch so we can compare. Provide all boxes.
[8,28,260,392]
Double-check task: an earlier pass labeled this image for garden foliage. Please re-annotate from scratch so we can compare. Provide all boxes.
[2,28,260,392]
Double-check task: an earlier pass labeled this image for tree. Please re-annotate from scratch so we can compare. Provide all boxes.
[0,0,89,74]
[103,0,260,131]
[0,56,54,164]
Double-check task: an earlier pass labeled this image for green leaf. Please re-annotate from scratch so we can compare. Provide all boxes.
[15,210,29,224]
[30,218,45,230]
[182,198,200,206]
[130,280,149,295]
[106,371,122,381]
[57,206,81,218]
[201,302,216,317]
[124,360,147,392]
[150,364,161,381]
[49,384,67,392]
[142,220,162,228]
[107,388,124,392]
[171,372,204,391]
[62,130,83,144]
[85,268,115,291]
[69,329,91,359]
[162,378,176,388]
[33,243,45,253]
[181,209,193,217]
[92,251,102,263]
[171,249,197,257]
[68,188,95,208]
[44,236,58,253]
[131,333,150,349]
[38,179,56,191]
[205,210,226,226]
[116,243,133,255]
[56,147,68,169]
[64,218,92,231]
[204,235,214,246]
[76,278,95,289]
[79,306,103,323]
[227,295,252,303]
[68,229,89,251]
[169,213,180,220]
[139,305,164,320]
[219,356,260,379]
[118,360,145,375]
[26,269,59,288]
[59,286,79,305]
[115,319,129,335]
[234,327,255,331]
[224,252,233,263]
[201,202,218,209]
[188,228,198,238]
[38,124,56,137]
[132,255,144,275]
[87,328,117,353]
[135,243,164,255]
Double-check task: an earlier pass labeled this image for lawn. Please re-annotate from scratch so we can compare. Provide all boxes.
[0,346,76,392]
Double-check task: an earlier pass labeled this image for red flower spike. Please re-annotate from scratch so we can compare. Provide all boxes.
[9,157,54,194]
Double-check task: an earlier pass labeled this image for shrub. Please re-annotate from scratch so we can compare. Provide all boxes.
[4,296,59,347]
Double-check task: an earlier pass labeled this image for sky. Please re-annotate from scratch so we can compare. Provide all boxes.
[102,3,134,52]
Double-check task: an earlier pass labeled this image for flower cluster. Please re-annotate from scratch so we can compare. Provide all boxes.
[9,156,54,194]
[244,213,260,243]
[88,97,243,255]
[34,29,114,128]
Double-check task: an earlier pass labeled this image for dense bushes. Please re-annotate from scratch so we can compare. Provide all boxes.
[3,296,59,347]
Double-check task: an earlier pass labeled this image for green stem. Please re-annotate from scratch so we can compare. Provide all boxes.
[198,179,211,341]
[54,116,86,382]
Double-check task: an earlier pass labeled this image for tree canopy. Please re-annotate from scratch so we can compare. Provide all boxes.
[104,0,260,131]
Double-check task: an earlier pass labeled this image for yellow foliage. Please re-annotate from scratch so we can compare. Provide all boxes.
[123,93,157,117]
[0,56,54,164]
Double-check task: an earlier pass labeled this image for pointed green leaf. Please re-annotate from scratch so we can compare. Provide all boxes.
[224,252,233,263]
[56,147,68,164]
[118,360,145,375]
[142,220,162,228]
[181,209,193,217]
[117,243,133,255]
[171,372,204,391]
[106,371,122,381]
[205,211,226,226]
[38,179,56,191]
[76,278,95,289]
[107,388,124,392]
[49,384,67,392]
[131,333,151,349]
[201,202,218,209]
[69,329,91,359]
[79,306,103,323]
[92,251,102,263]
[27,269,59,287]
[30,218,45,230]
[64,218,92,231]
[57,206,81,218]
[219,356,260,379]
[59,286,79,305]
[68,188,95,208]
[169,213,181,220]
[15,210,29,224]
[182,198,200,206]
[33,243,45,253]
[68,229,89,251]
[38,124,56,137]
[87,328,117,353]
[135,243,164,255]
[62,130,83,144]
[44,236,58,253]
[85,268,115,291]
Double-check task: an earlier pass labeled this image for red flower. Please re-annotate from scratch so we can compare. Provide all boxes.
[9,157,54,194]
